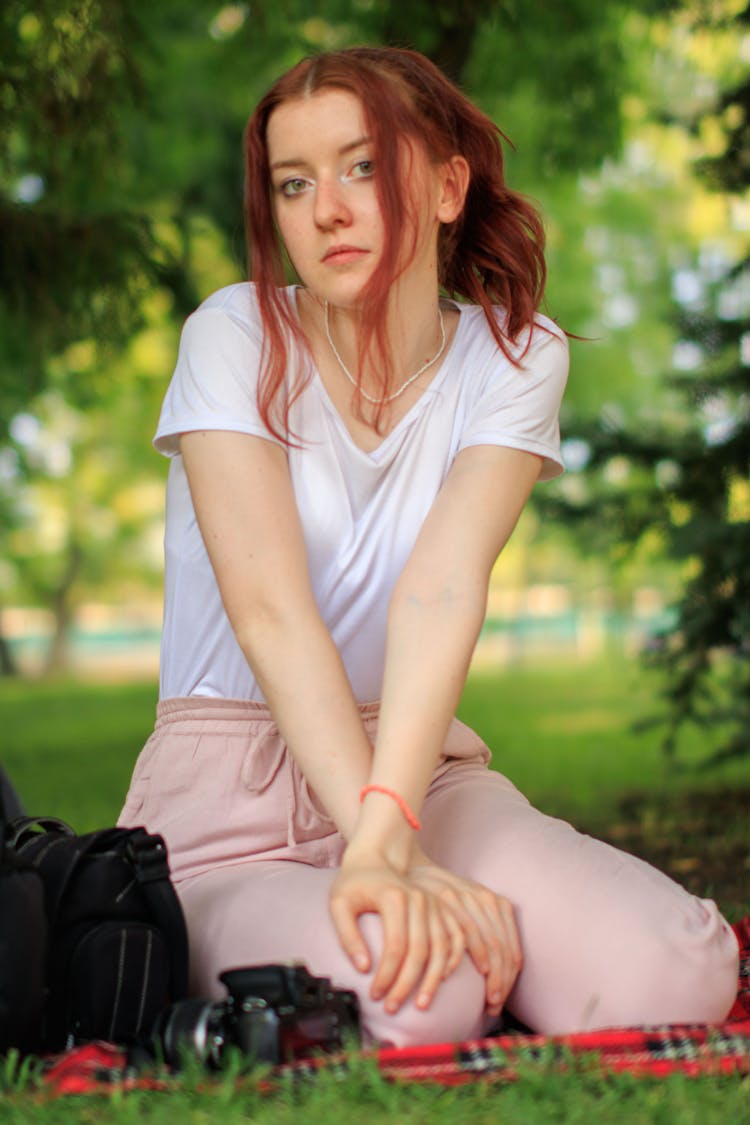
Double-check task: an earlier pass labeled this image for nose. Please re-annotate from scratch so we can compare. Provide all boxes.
[313,176,352,229]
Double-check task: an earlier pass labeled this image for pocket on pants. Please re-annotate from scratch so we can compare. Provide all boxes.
[240,732,336,849]
[240,729,287,794]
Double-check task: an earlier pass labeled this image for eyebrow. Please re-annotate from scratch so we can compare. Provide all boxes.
[270,135,372,172]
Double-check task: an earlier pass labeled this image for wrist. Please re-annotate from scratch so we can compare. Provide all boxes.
[408,840,432,869]
[344,797,417,874]
[359,784,422,831]
[342,838,413,875]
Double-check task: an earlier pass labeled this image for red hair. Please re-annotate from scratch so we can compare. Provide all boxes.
[244,45,547,441]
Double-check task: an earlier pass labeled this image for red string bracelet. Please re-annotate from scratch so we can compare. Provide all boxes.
[359,784,422,831]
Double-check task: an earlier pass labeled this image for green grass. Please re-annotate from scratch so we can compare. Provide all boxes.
[1,656,748,1121]
[2,654,746,830]
[459,657,750,820]
[1,1053,749,1123]
[1,677,157,830]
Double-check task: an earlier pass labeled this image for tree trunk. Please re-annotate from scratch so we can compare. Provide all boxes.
[0,629,18,676]
[43,540,84,675]
[381,0,497,83]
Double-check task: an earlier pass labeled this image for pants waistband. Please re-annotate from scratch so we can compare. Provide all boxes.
[155,696,381,727]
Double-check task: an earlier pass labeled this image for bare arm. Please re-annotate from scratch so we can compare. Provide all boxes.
[179,429,373,840]
[331,442,543,1011]
[352,443,543,863]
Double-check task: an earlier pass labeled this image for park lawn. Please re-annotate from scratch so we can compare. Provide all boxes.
[1,656,748,1122]
[2,653,748,843]
[2,1056,750,1124]
[1,677,159,831]
[2,656,748,917]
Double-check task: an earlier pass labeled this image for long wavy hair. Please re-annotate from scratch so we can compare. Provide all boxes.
[244,45,548,441]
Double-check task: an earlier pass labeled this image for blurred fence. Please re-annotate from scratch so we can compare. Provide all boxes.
[3,585,674,678]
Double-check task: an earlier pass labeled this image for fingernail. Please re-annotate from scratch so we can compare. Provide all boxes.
[385,999,398,1014]
[354,952,368,971]
[417,992,430,1009]
[489,992,502,1005]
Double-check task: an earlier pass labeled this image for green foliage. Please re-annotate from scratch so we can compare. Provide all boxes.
[544,2,750,762]
[0,0,674,427]
[0,0,672,670]
[0,1,157,419]
[0,0,730,675]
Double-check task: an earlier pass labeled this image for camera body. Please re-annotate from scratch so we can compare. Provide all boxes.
[152,963,360,1068]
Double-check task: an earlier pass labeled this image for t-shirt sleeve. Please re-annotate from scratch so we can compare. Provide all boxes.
[457,324,569,480]
[153,304,283,456]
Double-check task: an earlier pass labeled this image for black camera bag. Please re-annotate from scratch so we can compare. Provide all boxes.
[0,786,46,1054]
[6,816,189,1053]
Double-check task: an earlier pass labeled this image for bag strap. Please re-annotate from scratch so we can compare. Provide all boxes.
[0,766,28,864]
[0,775,7,866]
[8,817,80,926]
[10,822,108,924]
[125,829,189,1000]
[7,817,75,850]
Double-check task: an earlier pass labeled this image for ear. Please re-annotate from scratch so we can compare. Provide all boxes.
[436,155,470,224]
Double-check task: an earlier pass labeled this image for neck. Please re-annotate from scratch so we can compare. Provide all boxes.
[324,296,445,393]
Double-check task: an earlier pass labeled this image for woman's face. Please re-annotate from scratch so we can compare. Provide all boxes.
[266,88,443,309]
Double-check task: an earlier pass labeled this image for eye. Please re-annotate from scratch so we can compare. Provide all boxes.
[278,177,311,197]
[347,159,375,181]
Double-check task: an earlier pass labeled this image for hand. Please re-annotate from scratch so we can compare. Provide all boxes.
[408,845,522,1019]
[329,852,466,1015]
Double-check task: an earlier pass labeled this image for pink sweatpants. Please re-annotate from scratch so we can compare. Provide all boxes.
[118,698,739,1047]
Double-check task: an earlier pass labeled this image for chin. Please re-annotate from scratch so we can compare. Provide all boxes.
[308,283,369,311]
[300,266,375,309]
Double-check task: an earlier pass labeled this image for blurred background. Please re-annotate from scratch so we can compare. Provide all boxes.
[1,0,748,767]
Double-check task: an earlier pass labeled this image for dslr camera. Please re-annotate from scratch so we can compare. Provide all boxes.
[150,963,360,1069]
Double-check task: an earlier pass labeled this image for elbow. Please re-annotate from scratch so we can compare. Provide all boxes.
[231,591,319,661]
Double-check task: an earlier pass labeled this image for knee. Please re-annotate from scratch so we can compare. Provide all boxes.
[642,899,739,1025]
[513,895,739,1035]
[588,897,739,1031]
[360,959,487,1048]
[354,915,487,1048]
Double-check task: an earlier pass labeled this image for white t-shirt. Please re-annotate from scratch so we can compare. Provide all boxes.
[154,283,568,702]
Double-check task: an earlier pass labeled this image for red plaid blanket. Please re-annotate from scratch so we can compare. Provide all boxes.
[42,915,750,1095]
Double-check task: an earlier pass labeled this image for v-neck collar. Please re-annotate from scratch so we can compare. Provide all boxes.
[289,286,466,459]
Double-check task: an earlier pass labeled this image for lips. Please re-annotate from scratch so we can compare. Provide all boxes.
[322,245,369,264]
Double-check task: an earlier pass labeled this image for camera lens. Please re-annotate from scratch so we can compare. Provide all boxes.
[154,998,227,1069]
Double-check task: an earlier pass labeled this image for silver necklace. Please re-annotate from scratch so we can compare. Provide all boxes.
[323,300,447,405]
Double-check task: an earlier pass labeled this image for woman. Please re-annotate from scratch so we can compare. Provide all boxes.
[119,46,738,1047]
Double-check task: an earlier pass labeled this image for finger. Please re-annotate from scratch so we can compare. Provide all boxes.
[499,896,523,970]
[489,896,523,1009]
[441,907,466,978]
[409,867,465,977]
[329,895,371,973]
[370,889,409,1001]
[471,891,521,1014]
[438,886,506,1007]
[443,890,490,976]
[382,891,431,1013]
[414,902,452,1010]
